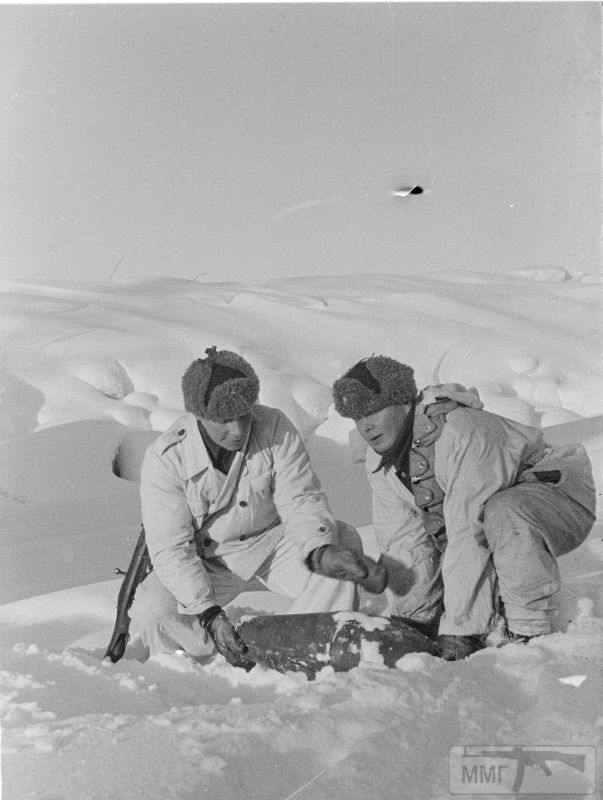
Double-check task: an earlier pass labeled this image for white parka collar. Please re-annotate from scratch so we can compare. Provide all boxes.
[164,413,251,481]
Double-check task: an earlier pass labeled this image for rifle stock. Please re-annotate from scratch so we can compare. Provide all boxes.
[104,526,152,663]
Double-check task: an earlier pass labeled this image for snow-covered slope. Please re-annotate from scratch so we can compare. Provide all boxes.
[1,270,601,800]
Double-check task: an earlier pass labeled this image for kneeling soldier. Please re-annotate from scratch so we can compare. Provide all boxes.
[130,347,386,667]
[332,355,596,660]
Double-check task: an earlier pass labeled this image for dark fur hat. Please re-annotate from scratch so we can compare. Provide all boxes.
[333,356,417,420]
[182,347,259,422]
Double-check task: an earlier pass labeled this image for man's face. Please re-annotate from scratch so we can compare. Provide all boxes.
[199,410,253,451]
[355,404,409,453]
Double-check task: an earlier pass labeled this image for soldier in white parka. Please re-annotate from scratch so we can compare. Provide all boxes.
[332,355,596,661]
[130,347,386,667]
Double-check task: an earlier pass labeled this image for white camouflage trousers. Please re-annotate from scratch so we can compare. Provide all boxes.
[129,521,361,657]
[383,481,594,638]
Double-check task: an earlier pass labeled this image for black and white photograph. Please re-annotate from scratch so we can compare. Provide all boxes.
[1,2,601,798]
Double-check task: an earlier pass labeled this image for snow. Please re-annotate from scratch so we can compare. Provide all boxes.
[1,270,602,800]
[332,612,389,634]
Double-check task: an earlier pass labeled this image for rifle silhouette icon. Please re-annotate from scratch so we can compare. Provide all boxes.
[466,747,586,793]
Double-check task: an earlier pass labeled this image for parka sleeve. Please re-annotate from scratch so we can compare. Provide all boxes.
[269,411,336,558]
[140,448,216,615]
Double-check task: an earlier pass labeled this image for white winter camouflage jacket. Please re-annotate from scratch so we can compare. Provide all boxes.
[140,405,336,615]
[366,384,596,633]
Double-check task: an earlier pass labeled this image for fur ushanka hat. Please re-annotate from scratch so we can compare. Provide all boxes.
[182,346,259,422]
[333,356,417,420]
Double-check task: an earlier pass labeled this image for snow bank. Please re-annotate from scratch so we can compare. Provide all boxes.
[2,271,601,437]
[1,271,601,800]
[1,578,601,800]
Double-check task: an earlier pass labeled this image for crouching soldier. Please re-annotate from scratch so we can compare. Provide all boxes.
[130,347,386,668]
[332,355,596,661]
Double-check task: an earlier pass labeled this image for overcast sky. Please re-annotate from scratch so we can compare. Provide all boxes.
[1,3,600,283]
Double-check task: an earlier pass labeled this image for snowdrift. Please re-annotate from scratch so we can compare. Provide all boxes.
[1,270,601,800]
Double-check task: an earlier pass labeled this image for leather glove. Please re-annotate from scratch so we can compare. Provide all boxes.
[198,606,255,670]
[306,545,388,594]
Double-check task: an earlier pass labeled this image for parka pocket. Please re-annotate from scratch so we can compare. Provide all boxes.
[247,470,273,500]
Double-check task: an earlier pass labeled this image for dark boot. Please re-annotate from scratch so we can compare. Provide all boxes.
[438,634,485,661]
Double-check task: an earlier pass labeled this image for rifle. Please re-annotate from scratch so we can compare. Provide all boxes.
[471,747,586,793]
[104,526,152,663]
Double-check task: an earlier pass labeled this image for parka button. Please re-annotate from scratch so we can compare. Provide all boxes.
[239,500,248,507]
[178,428,185,436]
